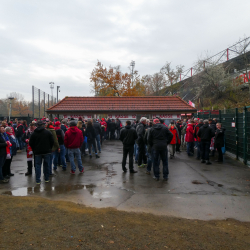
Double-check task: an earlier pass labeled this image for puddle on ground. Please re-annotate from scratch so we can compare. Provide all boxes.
[192,180,203,184]
[1,184,98,197]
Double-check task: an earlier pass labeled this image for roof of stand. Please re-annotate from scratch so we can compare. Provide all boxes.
[47,96,197,113]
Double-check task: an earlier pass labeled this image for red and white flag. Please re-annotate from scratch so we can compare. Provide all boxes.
[188,100,195,107]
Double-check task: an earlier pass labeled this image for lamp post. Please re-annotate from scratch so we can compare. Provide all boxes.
[8,97,14,122]
[49,82,54,105]
[57,86,60,103]
[130,60,135,87]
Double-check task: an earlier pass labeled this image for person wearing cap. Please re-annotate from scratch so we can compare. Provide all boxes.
[136,117,147,168]
[64,120,84,174]
[29,121,54,184]
[148,118,173,181]
[120,120,138,173]
[53,121,67,171]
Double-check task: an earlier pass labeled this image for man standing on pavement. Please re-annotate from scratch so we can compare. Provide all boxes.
[29,121,54,184]
[214,123,225,163]
[92,118,102,153]
[148,119,173,181]
[194,119,203,160]
[136,117,148,168]
[120,120,138,173]
[197,120,215,165]
[64,120,84,174]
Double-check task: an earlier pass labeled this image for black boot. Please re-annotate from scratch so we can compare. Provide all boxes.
[25,161,33,176]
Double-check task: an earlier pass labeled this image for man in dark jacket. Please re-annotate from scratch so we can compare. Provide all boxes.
[214,123,225,163]
[109,119,117,140]
[148,119,173,181]
[175,120,182,152]
[29,121,54,184]
[136,117,148,167]
[0,126,8,183]
[93,118,102,153]
[116,118,121,140]
[120,120,138,173]
[64,120,84,174]
[15,121,24,150]
[197,120,215,165]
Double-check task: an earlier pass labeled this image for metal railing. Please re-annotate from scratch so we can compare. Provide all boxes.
[194,107,250,165]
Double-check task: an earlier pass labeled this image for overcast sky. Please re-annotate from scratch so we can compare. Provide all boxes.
[0,0,249,101]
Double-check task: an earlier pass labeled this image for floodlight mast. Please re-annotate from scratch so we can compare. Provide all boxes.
[130,60,135,87]
[8,97,14,122]
[49,82,54,105]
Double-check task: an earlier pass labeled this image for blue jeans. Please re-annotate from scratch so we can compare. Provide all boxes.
[134,144,138,161]
[0,155,6,180]
[35,154,50,183]
[65,147,70,162]
[96,134,101,152]
[53,145,67,169]
[47,153,54,175]
[17,136,23,150]
[147,149,152,172]
[197,142,201,159]
[201,141,210,161]
[187,142,194,156]
[153,148,169,179]
[68,148,83,172]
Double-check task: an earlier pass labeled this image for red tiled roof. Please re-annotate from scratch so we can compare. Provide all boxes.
[47,96,196,113]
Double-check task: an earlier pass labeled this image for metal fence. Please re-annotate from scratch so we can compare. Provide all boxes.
[194,107,250,166]
[32,86,56,119]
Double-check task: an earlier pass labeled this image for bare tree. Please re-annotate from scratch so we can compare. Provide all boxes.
[161,62,184,95]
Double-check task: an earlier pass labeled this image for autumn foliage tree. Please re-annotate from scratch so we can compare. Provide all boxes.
[90,61,146,96]
[0,92,32,117]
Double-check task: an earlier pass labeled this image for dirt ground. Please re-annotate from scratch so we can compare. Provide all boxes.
[0,195,250,250]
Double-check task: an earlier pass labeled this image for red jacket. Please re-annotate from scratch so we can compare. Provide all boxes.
[185,124,194,142]
[64,126,83,149]
[169,126,180,144]
[101,121,107,132]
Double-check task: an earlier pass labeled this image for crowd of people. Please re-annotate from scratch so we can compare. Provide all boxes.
[0,116,225,184]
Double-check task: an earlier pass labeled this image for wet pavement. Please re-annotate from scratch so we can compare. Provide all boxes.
[1,140,250,221]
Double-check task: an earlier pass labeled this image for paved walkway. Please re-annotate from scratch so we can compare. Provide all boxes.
[1,140,250,221]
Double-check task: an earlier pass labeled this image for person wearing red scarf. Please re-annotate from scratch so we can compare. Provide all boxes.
[3,127,17,178]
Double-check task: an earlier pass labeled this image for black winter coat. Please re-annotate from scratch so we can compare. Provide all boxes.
[109,122,117,132]
[29,127,54,155]
[93,122,101,135]
[136,123,146,145]
[148,124,173,150]
[120,125,138,146]
[0,133,7,156]
[86,126,96,141]
[197,124,215,142]
[15,124,24,137]
[214,128,225,147]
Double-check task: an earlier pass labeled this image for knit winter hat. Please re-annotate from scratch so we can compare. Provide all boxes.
[55,121,61,126]
[69,120,77,127]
